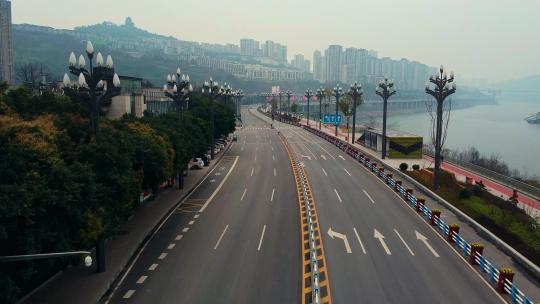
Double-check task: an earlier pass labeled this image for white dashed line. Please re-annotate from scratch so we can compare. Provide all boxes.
[148,263,158,271]
[194,214,200,219]
[257,225,267,251]
[175,235,183,241]
[182,227,189,233]
[334,189,343,203]
[321,168,328,176]
[272,154,275,161]
[241,188,247,201]
[251,167,254,176]
[123,290,135,299]
[167,243,175,250]
[214,224,229,250]
[188,220,195,225]
[274,168,276,176]
[343,168,352,176]
[353,227,367,255]
[158,253,168,260]
[395,229,415,256]
[338,155,346,160]
[136,276,148,284]
[363,189,375,204]
[270,188,275,202]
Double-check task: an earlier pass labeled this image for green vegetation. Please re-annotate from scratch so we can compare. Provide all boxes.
[408,169,540,266]
[399,162,409,171]
[0,86,234,303]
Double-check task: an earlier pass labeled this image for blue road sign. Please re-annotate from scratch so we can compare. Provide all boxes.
[323,114,342,125]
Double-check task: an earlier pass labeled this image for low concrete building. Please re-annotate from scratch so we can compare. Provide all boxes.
[358,127,423,159]
[107,76,146,119]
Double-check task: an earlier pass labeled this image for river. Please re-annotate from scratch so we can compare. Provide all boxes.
[357,95,540,177]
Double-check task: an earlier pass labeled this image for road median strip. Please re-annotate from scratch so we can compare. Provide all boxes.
[279,132,332,304]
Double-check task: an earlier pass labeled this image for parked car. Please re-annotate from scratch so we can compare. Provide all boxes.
[200,154,210,166]
[189,158,204,170]
[233,132,238,141]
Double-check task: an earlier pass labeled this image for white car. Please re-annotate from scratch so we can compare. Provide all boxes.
[189,158,204,169]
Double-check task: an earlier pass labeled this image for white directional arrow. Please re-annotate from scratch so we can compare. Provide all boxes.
[301,155,312,160]
[320,155,327,160]
[338,155,346,160]
[374,229,391,255]
[415,230,440,257]
[327,227,352,253]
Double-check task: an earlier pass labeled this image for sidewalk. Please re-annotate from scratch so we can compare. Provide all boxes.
[304,118,540,215]
[20,144,232,304]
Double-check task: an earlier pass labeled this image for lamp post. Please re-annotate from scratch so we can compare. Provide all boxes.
[202,78,223,159]
[163,67,192,122]
[376,78,396,159]
[332,85,344,136]
[163,68,192,189]
[234,89,244,120]
[348,82,363,144]
[425,65,456,190]
[316,87,325,130]
[304,88,313,127]
[285,90,292,120]
[62,41,121,274]
[63,41,121,141]
[278,91,284,121]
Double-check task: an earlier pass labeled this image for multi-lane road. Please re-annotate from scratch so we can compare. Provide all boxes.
[109,106,506,303]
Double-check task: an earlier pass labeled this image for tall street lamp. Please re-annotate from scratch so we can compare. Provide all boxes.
[62,41,121,274]
[202,78,223,159]
[304,88,313,127]
[285,90,292,119]
[63,41,121,141]
[332,84,344,136]
[348,82,363,145]
[163,67,192,123]
[233,89,244,120]
[316,87,325,130]
[278,91,284,121]
[376,78,396,159]
[426,65,456,190]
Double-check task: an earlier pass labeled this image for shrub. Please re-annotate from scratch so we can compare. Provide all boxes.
[472,185,484,196]
[412,164,420,171]
[459,188,472,199]
[399,163,408,171]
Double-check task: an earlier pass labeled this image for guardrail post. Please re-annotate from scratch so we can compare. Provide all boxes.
[371,163,378,172]
[405,189,413,201]
[430,209,441,226]
[394,180,402,192]
[469,243,484,265]
[496,268,514,294]
[386,174,393,184]
[416,197,425,212]
[447,224,460,243]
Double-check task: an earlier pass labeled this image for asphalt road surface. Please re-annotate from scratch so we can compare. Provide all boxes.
[108,109,300,303]
[263,110,505,304]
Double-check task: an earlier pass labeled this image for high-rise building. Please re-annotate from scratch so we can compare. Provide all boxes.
[240,38,259,56]
[0,0,13,84]
[313,50,323,81]
[324,45,343,83]
[291,54,310,72]
[261,40,287,63]
[344,47,358,84]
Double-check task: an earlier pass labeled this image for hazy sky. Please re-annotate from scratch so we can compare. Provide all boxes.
[11,0,540,83]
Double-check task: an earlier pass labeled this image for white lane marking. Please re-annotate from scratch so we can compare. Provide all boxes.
[251,167,254,176]
[270,188,275,202]
[194,214,200,219]
[175,235,183,241]
[363,189,375,204]
[321,154,327,160]
[374,229,391,255]
[148,263,158,271]
[353,228,367,255]
[188,220,195,225]
[214,224,229,250]
[271,146,274,151]
[343,168,352,176]
[200,156,239,212]
[321,168,328,176]
[327,227,352,253]
[240,188,247,201]
[338,155,346,160]
[182,227,189,233]
[241,146,244,151]
[334,189,343,203]
[302,142,318,160]
[167,243,176,250]
[274,168,277,176]
[158,252,168,260]
[254,155,257,161]
[415,230,440,258]
[257,225,267,251]
[317,143,336,160]
[123,290,135,299]
[136,276,148,284]
[272,154,276,161]
[394,229,415,256]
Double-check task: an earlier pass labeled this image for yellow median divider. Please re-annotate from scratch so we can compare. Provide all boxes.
[279,132,332,304]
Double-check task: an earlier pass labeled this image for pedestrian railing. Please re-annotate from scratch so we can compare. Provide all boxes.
[302,125,535,304]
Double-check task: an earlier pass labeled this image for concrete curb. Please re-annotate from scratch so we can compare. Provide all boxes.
[99,141,234,303]
[371,154,540,282]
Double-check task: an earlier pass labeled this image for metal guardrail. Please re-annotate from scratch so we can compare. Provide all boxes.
[423,148,540,202]
[304,125,535,304]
